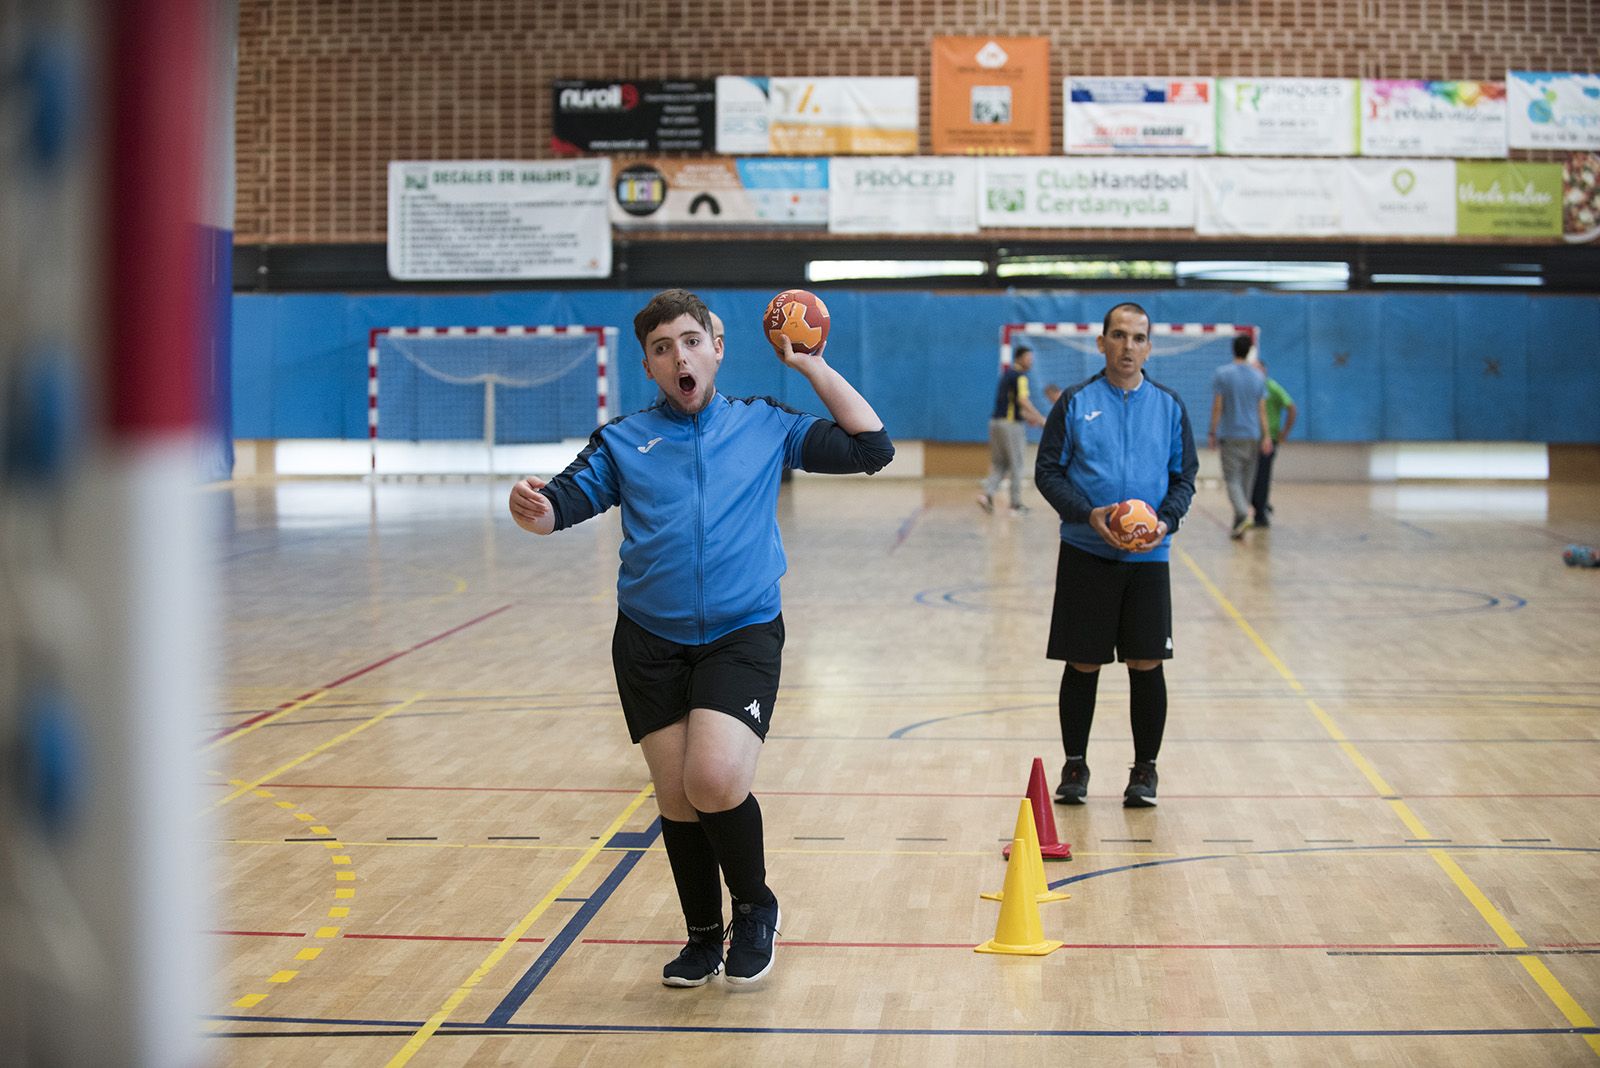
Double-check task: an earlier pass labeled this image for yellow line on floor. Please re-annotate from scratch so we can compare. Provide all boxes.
[209,693,426,811]
[384,785,655,1068]
[1177,546,1599,1058]
[204,689,332,752]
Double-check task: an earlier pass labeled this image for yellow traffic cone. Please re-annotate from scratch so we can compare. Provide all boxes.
[982,799,1070,904]
[975,832,1064,956]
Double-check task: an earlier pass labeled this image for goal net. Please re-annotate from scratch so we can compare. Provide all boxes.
[1000,321,1258,428]
[368,325,619,476]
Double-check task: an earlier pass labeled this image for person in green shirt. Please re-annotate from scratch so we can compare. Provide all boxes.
[1251,361,1297,528]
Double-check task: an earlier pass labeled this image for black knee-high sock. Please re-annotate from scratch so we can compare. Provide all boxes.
[1059,666,1101,759]
[658,817,724,939]
[1129,664,1168,764]
[696,794,775,907]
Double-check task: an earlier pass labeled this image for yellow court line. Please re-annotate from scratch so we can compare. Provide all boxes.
[204,689,332,752]
[209,693,427,811]
[1177,547,1599,1057]
[385,784,656,1068]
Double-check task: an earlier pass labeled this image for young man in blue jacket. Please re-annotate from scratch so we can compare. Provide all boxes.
[508,289,893,988]
[1035,302,1197,808]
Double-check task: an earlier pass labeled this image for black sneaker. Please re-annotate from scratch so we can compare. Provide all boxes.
[1230,515,1252,540]
[725,898,780,985]
[662,935,723,987]
[1124,762,1158,807]
[1054,759,1090,804]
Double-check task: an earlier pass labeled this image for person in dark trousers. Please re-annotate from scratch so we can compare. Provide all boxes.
[509,289,893,987]
[1250,359,1297,528]
[1035,303,1197,808]
[978,345,1046,515]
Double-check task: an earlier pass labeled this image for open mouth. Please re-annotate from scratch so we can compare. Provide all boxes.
[677,374,696,395]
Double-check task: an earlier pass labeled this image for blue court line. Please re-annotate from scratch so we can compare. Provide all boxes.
[1047,843,1600,891]
[204,1014,1597,1040]
[482,819,661,1027]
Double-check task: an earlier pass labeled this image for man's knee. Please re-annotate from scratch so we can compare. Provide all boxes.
[1067,662,1101,674]
[1125,659,1161,671]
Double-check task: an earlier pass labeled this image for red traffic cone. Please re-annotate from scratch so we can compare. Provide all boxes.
[1002,757,1072,860]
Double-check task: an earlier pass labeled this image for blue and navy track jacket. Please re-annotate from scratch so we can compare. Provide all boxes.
[1035,371,1198,563]
[539,392,894,645]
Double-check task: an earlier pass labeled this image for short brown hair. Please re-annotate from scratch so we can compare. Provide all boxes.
[633,289,713,347]
[1102,302,1149,336]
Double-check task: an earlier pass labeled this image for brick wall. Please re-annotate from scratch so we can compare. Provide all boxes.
[236,0,1599,244]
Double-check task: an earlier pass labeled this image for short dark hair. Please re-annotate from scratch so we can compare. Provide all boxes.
[633,289,713,347]
[1232,334,1252,359]
[1102,302,1149,335]
[1014,344,1032,359]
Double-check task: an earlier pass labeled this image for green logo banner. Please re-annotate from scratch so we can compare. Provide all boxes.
[1456,161,1561,236]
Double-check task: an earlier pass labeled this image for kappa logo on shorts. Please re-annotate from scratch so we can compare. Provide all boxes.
[744,698,762,722]
[637,436,664,454]
[1166,637,1173,651]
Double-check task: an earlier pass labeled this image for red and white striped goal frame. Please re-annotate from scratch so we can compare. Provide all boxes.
[366,324,615,471]
[1000,321,1259,369]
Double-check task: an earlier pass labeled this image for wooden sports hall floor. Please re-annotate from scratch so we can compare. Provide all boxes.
[204,475,1600,1066]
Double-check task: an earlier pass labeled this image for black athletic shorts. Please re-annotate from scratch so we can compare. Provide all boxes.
[1046,542,1173,664]
[611,611,784,744]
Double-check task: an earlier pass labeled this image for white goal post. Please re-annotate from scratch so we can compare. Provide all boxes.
[366,324,619,476]
[1000,320,1260,423]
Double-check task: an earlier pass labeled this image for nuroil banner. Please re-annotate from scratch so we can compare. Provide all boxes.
[930,37,1051,155]
[1339,160,1456,237]
[978,157,1196,228]
[1507,71,1600,150]
[609,157,828,229]
[387,160,612,280]
[1218,78,1359,156]
[1360,80,1507,158]
[828,157,977,234]
[1064,77,1215,154]
[1196,159,1342,236]
[1455,161,1562,236]
[771,77,919,155]
[551,80,715,155]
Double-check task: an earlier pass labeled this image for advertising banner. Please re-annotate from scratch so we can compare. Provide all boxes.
[1339,160,1456,236]
[930,37,1050,155]
[978,157,1196,228]
[1564,152,1600,243]
[551,80,715,155]
[1360,80,1507,157]
[1456,161,1562,236]
[1196,159,1342,235]
[1508,71,1600,150]
[716,76,772,154]
[609,157,828,228]
[770,77,919,155]
[1218,78,1359,156]
[828,157,977,234]
[387,160,612,280]
[1064,77,1215,154]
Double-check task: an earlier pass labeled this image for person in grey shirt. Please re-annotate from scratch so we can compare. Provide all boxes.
[978,345,1046,515]
[1207,334,1273,539]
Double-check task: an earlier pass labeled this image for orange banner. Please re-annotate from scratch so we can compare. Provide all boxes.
[931,37,1050,155]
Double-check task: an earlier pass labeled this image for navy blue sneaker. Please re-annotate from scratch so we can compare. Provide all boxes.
[662,935,723,987]
[725,898,780,985]
[1124,761,1158,807]
[1055,759,1090,804]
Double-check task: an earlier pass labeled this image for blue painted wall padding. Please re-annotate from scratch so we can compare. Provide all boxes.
[232,289,1600,444]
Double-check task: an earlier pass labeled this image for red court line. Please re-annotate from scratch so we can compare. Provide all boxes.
[206,604,514,744]
[249,780,1600,801]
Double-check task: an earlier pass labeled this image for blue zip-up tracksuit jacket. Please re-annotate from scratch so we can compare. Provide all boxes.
[1035,371,1198,563]
[539,392,894,645]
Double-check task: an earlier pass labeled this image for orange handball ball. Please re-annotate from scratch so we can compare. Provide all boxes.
[763,289,830,355]
[1108,499,1161,548]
